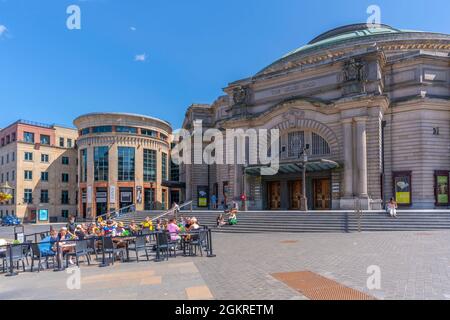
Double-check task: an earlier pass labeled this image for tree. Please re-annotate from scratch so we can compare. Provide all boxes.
[0,192,12,203]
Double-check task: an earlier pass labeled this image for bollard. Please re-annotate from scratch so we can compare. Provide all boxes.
[206,228,216,258]
[5,244,18,277]
[99,236,109,267]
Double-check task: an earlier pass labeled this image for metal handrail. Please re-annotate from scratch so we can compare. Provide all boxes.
[151,201,193,222]
[94,204,136,222]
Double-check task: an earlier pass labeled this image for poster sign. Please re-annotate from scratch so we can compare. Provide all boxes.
[96,191,107,203]
[136,186,143,204]
[395,175,411,205]
[121,192,132,203]
[197,186,209,208]
[87,186,92,204]
[109,185,116,203]
[436,174,449,204]
[38,209,49,221]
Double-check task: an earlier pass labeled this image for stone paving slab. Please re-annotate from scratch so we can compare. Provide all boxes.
[1,229,450,300]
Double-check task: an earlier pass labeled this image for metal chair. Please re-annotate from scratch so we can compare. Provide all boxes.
[5,244,26,273]
[66,240,91,267]
[155,231,170,261]
[127,236,150,262]
[187,230,208,257]
[30,243,55,272]
[103,237,124,265]
[86,237,98,261]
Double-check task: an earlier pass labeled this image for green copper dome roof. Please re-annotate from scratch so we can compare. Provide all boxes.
[282,24,404,58]
[255,23,450,76]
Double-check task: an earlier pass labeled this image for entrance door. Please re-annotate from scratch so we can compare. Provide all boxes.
[267,181,281,210]
[313,179,331,210]
[119,188,134,209]
[289,180,302,210]
[144,188,155,211]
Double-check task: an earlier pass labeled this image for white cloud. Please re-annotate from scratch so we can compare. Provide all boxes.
[0,25,7,37]
[130,26,136,31]
[134,54,147,62]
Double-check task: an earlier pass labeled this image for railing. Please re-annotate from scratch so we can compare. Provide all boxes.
[94,204,136,222]
[151,201,193,222]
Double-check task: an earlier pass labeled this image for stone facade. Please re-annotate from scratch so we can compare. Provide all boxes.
[73,113,175,219]
[0,120,78,222]
[180,24,450,210]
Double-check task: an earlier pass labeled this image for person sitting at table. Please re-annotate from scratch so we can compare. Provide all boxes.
[103,220,116,236]
[39,229,59,257]
[115,222,130,237]
[154,219,162,232]
[216,214,226,228]
[141,216,153,231]
[66,215,77,238]
[167,219,181,241]
[56,227,75,266]
[75,225,87,240]
[188,217,201,231]
[228,212,237,225]
[184,217,192,229]
[128,220,140,235]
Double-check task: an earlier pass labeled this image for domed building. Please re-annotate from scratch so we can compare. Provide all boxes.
[181,24,450,210]
[74,113,176,218]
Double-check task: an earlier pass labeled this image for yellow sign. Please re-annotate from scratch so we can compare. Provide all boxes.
[199,198,207,207]
[396,192,410,204]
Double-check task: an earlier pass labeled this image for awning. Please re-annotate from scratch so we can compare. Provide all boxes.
[244,159,340,176]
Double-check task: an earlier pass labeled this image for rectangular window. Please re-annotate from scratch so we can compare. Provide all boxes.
[62,173,69,183]
[23,132,34,143]
[161,152,168,181]
[141,129,157,137]
[62,156,69,165]
[12,170,15,181]
[24,189,33,204]
[67,139,73,148]
[92,126,113,133]
[81,128,90,135]
[40,190,49,203]
[11,152,15,161]
[94,146,109,181]
[170,161,179,181]
[61,190,69,204]
[6,154,9,163]
[41,172,49,181]
[24,170,33,180]
[59,137,65,147]
[80,149,87,183]
[116,126,137,134]
[61,210,69,218]
[41,154,49,162]
[40,135,50,145]
[118,147,135,181]
[393,171,412,206]
[143,149,157,182]
[24,152,33,161]
[435,171,449,206]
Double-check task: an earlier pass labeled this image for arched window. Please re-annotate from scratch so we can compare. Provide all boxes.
[311,132,330,155]
[288,131,305,157]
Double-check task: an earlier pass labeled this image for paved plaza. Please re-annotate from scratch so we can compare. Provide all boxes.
[1,228,450,300]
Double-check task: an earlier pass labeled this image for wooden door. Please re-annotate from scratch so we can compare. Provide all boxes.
[268,182,281,210]
[290,180,302,210]
[313,179,331,209]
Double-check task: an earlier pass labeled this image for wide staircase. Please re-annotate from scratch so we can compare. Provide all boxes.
[115,208,450,234]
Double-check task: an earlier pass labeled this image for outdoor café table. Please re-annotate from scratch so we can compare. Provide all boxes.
[54,242,76,271]
[179,232,195,256]
[113,236,135,261]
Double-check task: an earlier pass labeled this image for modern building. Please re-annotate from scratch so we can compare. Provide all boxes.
[180,23,450,210]
[73,113,179,219]
[0,120,78,222]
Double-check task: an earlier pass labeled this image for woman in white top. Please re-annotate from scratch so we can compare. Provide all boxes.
[387,198,398,218]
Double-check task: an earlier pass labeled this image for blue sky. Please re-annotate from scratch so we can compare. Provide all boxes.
[0,0,449,129]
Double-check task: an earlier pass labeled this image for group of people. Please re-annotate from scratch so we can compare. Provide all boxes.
[36,214,203,266]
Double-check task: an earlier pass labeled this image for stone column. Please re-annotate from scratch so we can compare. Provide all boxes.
[108,143,118,211]
[355,117,368,197]
[342,119,354,197]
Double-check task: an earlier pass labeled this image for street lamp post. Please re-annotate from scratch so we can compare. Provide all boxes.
[299,146,309,212]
